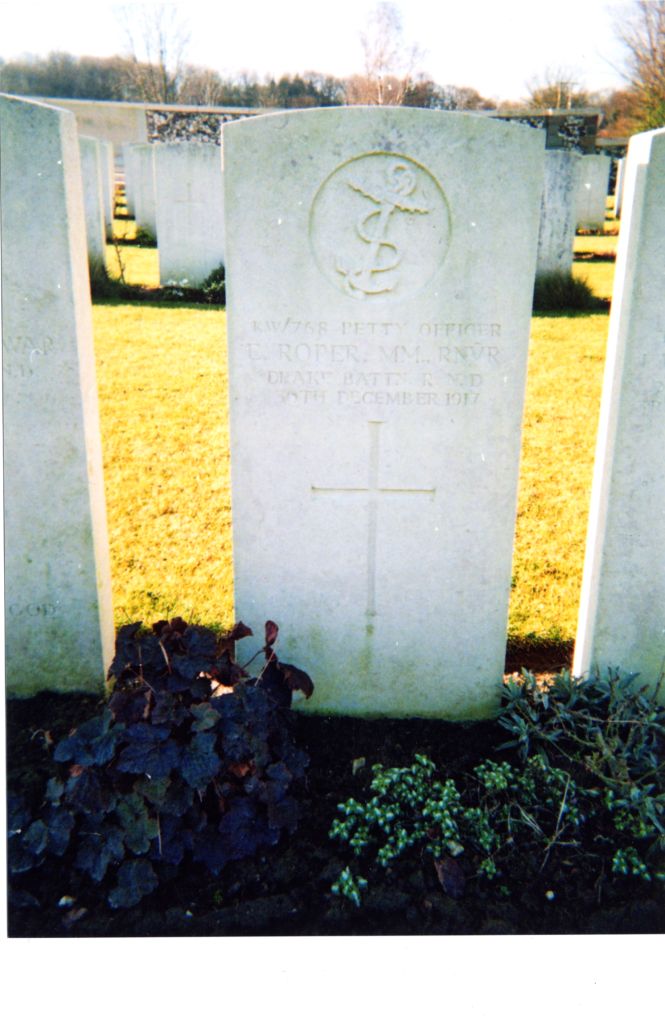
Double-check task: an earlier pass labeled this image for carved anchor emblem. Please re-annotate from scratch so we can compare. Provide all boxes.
[337,161,430,298]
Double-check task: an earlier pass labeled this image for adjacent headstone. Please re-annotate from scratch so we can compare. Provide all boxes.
[536,149,582,275]
[99,139,115,240]
[576,154,611,230]
[154,142,225,286]
[121,142,137,216]
[39,97,149,148]
[574,128,665,691]
[223,107,545,719]
[1,94,114,696]
[130,142,157,239]
[78,134,107,274]
[614,157,626,219]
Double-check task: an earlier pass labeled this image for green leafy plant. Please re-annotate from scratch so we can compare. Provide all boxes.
[497,668,665,883]
[200,263,226,305]
[8,618,313,910]
[498,668,665,787]
[158,265,225,306]
[329,669,665,905]
[134,225,157,247]
[329,752,589,903]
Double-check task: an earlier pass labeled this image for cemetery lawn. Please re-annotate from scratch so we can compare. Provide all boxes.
[106,238,160,288]
[92,300,234,630]
[91,293,611,671]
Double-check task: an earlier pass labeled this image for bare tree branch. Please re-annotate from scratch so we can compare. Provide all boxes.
[346,2,426,106]
[114,3,190,103]
[615,0,665,129]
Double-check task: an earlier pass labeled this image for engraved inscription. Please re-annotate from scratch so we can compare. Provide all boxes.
[3,335,56,378]
[312,420,435,617]
[8,602,58,617]
[310,152,451,300]
[245,316,504,408]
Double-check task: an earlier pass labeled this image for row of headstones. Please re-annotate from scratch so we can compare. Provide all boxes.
[76,135,225,286]
[84,137,612,287]
[2,93,663,716]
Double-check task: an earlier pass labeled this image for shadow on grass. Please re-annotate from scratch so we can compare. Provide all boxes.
[574,252,617,263]
[505,636,573,675]
[531,306,610,319]
[93,295,225,310]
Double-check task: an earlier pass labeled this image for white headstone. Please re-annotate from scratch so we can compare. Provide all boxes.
[1,94,114,696]
[131,142,157,238]
[614,157,626,219]
[224,108,545,719]
[78,134,107,274]
[121,141,137,216]
[536,149,582,275]
[154,142,225,286]
[574,128,665,691]
[576,154,611,230]
[99,139,115,240]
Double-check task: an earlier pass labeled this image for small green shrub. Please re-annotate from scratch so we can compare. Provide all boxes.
[329,752,589,902]
[200,263,226,306]
[532,270,607,312]
[498,668,665,784]
[159,265,225,306]
[499,668,665,866]
[134,225,157,247]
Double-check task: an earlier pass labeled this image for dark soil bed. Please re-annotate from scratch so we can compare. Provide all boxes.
[7,678,664,938]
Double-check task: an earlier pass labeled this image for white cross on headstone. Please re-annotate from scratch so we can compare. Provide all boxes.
[312,419,435,619]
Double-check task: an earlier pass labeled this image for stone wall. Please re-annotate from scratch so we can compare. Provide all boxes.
[146,108,254,145]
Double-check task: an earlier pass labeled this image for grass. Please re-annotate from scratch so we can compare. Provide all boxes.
[573,233,618,257]
[573,261,616,302]
[106,224,160,288]
[92,300,233,629]
[90,232,616,646]
[509,311,608,642]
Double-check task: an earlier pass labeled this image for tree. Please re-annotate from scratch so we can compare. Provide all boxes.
[178,66,227,106]
[345,1,425,105]
[615,0,665,129]
[0,51,134,100]
[116,3,190,103]
[525,66,595,110]
[402,77,494,110]
[596,88,642,137]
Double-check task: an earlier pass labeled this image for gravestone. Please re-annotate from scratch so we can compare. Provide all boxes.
[154,142,225,286]
[223,107,545,719]
[574,127,665,692]
[99,139,115,239]
[614,157,626,219]
[1,94,114,696]
[78,135,107,274]
[121,142,137,216]
[576,154,611,230]
[536,149,582,275]
[131,142,157,238]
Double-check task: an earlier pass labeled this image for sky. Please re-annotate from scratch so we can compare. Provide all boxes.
[0,0,633,104]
